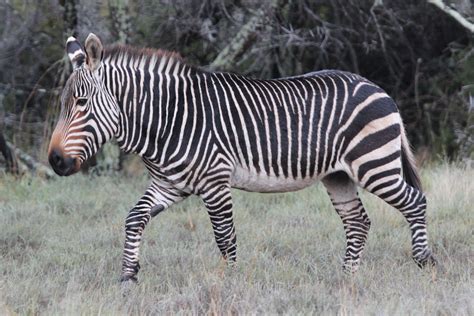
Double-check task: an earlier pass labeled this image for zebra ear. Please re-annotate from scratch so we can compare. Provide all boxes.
[66,36,85,70]
[84,33,104,72]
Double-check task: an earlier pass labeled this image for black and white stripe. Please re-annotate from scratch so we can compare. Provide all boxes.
[49,34,436,283]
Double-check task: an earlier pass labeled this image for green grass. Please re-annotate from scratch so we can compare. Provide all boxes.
[0,164,472,314]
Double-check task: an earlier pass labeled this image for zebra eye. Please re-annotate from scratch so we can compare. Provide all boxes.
[76,98,88,106]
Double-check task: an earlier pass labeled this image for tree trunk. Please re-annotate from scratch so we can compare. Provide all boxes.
[0,131,18,174]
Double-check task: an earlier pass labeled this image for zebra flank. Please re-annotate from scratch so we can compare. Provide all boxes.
[48,33,436,283]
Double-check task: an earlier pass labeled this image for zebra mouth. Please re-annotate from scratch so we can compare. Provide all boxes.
[51,158,80,176]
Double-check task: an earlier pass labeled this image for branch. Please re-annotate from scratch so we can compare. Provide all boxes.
[427,0,474,33]
[209,12,265,71]
[209,2,278,71]
[6,141,55,178]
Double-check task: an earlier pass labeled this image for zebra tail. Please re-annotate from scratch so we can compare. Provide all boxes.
[400,125,423,191]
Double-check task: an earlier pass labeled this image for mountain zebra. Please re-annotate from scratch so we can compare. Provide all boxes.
[48,33,436,283]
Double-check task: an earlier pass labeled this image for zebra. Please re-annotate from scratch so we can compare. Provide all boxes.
[48,33,436,283]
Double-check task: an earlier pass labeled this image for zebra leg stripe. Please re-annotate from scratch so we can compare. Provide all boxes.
[367,176,435,267]
[121,206,150,282]
[323,172,371,273]
[201,185,237,263]
[121,180,187,283]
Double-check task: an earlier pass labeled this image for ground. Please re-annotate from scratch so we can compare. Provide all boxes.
[0,163,472,314]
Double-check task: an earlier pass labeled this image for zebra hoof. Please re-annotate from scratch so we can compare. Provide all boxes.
[342,260,360,274]
[414,252,437,269]
[119,274,138,284]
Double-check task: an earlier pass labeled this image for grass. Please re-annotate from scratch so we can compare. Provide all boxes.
[0,163,472,314]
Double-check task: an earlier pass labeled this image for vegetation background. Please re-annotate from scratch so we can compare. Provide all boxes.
[0,0,473,314]
[0,0,472,172]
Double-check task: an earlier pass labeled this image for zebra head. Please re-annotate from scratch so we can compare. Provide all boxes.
[49,33,119,176]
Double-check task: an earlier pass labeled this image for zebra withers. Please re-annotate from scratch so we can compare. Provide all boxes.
[48,33,436,283]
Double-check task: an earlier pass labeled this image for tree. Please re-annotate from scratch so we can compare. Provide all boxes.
[427,0,474,33]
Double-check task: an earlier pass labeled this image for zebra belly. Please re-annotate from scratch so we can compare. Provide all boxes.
[230,166,319,193]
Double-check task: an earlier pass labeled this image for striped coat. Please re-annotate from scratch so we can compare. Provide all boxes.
[48,33,436,283]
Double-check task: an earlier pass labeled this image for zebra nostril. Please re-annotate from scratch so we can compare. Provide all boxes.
[49,149,64,168]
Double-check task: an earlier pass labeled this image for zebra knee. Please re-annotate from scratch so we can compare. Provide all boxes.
[361,211,371,232]
[125,208,151,232]
[417,194,427,212]
[409,191,426,209]
[340,205,371,235]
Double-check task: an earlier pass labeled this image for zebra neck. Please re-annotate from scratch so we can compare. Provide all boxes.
[103,56,205,160]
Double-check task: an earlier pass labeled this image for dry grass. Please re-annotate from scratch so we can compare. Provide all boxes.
[0,163,472,314]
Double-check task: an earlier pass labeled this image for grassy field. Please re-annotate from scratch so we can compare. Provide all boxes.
[0,163,472,314]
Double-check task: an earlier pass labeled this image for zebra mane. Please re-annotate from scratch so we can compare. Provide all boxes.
[104,44,183,64]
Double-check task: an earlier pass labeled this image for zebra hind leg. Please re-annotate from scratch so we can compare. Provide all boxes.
[201,185,237,264]
[364,175,436,268]
[322,171,371,273]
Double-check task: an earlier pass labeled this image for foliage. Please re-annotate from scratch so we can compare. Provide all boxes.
[0,0,472,169]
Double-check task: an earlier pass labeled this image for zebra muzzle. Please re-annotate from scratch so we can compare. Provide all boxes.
[48,149,79,176]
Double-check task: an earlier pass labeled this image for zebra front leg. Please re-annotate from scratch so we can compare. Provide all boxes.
[121,206,150,283]
[201,185,237,264]
[120,181,187,283]
[323,172,371,273]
